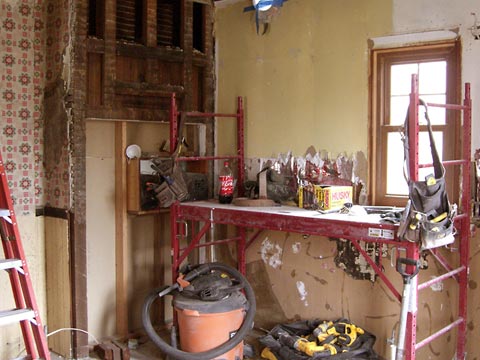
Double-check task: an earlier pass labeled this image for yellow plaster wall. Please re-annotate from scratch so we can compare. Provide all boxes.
[85,120,173,337]
[245,230,469,358]
[214,0,393,158]
[86,121,117,339]
[214,2,479,359]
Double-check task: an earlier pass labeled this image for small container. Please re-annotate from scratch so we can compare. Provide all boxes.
[218,161,234,204]
[128,338,138,350]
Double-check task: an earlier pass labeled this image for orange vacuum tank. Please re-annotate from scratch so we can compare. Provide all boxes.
[173,282,248,360]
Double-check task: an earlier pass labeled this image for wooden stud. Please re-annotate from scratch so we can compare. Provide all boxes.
[115,121,129,336]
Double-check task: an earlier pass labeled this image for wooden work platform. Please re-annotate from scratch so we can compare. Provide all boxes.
[174,200,399,243]
[170,200,408,302]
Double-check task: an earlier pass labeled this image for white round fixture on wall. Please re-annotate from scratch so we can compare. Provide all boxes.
[125,144,142,159]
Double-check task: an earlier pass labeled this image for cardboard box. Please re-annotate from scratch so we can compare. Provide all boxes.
[299,184,353,211]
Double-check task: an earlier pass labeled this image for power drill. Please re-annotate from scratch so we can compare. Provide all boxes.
[335,322,365,347]
[312,321,338,345]
[278,330,337,357]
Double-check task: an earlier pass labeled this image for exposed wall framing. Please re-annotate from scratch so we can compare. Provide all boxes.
[66,0,217,353]
[157,0,181,47]
[85,0,215,119]
[70,0,89,356]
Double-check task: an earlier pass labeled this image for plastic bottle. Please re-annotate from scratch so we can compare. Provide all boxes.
[218,161,234,204]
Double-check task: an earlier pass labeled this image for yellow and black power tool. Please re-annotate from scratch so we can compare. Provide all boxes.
[335,322,365,347]
[278,329,337,357]
[312,321,337,345]
[313,320,365,347]
[259,318,377,360]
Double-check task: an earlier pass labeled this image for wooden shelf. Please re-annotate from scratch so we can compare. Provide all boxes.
[127,157,168,213]
[127,208,170,216]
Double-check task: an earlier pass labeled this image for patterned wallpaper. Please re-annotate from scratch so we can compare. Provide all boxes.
[43,0,70,210]
[0,0,70,215]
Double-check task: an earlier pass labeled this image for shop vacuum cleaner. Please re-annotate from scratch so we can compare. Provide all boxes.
[142,262,256,360]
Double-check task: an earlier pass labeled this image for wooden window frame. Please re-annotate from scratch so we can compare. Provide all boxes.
[369,40,461,206]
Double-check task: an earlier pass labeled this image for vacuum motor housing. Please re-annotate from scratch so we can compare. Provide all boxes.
[173,272,249,360]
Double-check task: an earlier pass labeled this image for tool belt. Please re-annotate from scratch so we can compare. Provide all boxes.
[397,100,456,249]
[259,318,378,359]
[152,157,189,208]
[152,113,190,208]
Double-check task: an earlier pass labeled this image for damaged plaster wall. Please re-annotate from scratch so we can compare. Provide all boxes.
[43,0,72,209]
[246,230,468,358]
[43,79,71,208]
[44,81,68,173]
[244,149,369,204]
[215,0,480,358]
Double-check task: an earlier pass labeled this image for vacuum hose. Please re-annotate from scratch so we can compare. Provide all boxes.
[142,263,256,360]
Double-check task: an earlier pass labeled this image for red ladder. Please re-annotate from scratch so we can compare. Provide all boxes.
[0,151,50,359]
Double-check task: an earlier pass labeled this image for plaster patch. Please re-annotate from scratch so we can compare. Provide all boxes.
[296,280,308,306]
[430,276,444,292]
[288,48,302,58]
[260,237,283,269]
[292,242,301,254]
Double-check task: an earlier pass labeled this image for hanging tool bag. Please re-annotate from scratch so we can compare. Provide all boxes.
[151,157,189,207]
[259,318,378,359]
[397,100,456,249]
[152,113,190,207]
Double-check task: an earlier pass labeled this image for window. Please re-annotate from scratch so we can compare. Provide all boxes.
[157,0,181,47]
[192,2,205,52]
[116,0,144,43]
[88,0,105,38]
[370,41,461,206]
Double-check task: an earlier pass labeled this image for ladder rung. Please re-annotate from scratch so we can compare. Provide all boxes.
[415,317,464,350]
[0,258,22,271]
[0,309,35,327]
[418,265,466,290]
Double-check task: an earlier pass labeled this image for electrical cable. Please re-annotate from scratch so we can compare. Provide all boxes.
[47,327,100,344]
[15,327,100,358]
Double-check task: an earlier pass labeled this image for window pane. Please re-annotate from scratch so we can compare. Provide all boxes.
[419,61,446,94]
[386,132,408,195]
[391,64,418,96]
[418,94,446,125]
[418,131,443,180]
[386,131,444,196]
[390,95,409,125]
[391,95,446,126]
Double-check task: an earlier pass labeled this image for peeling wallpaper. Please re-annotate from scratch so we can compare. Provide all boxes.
[0,0,70,214]
[42,0,70,210]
